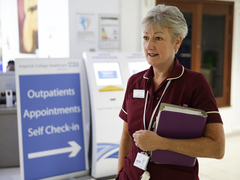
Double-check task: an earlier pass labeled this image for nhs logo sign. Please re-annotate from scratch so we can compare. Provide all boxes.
[68,62,79,67]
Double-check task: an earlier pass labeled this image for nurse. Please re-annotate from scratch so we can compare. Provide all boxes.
[117,4,225,180]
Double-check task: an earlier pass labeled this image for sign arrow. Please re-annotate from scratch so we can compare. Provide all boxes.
[28,141,81,159]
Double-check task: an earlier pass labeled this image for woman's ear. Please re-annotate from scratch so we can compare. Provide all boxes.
[174,36,183,52]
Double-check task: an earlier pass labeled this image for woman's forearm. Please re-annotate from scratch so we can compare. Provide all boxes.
[161,123,225,159]
[162,136,224,159]
[117,135,132,173]
[133,123,225,159]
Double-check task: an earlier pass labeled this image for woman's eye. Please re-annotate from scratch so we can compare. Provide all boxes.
[156,37,162,41]
[143,36,149,40]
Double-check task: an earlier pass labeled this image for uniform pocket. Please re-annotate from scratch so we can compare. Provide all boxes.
[116,157,130,180]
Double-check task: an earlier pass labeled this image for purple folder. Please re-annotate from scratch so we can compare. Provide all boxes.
[151,103,207,167]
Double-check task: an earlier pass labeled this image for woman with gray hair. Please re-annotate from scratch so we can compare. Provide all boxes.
[117,4,225,180]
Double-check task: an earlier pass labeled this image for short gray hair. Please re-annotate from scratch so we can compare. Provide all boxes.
[142,4,188,42]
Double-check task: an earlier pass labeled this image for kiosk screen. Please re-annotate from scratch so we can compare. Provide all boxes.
[128,62,150,76]
[93,62,122,86]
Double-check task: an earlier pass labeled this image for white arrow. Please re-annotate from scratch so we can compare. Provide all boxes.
[28,141,81,159]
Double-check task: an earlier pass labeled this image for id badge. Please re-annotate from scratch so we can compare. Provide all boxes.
[133,89,145,98]
[133,152,150,171]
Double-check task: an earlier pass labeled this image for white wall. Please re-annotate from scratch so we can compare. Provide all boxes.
[234,8,240,128]
[38,0,70,58]
[68,0,120,58]
[217,0,240,133]
[0,0,70,70]
[0,0,120,66]
[230,1,240,132]
[120,0,141,52]
[120,0,156,52]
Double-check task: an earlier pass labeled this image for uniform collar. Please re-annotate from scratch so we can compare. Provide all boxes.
[143,58,184,81]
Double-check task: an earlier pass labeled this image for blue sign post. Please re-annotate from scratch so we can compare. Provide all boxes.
[15,59,89,180]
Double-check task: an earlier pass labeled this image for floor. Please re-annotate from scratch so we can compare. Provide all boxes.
[198,132,240,180]
[1,133,240,180]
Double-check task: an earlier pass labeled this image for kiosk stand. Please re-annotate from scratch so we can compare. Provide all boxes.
[83,52,149,178]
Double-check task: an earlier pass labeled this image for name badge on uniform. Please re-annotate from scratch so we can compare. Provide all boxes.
[133,89,145,98]
[133,152,149,171]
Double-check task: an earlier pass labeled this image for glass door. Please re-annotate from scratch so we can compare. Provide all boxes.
[176,13,192,69]
[156,1,233,107]
[201,14,225,97]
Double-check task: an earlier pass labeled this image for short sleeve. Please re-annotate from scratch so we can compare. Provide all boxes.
[190,73,223,124]
[119,77,132,122]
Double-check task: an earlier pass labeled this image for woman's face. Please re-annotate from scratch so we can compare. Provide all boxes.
[143,27,181,69]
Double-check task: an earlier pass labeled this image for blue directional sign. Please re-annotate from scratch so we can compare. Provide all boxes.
[19,73,86,180]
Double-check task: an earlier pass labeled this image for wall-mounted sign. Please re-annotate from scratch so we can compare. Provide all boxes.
[99,15,120,50]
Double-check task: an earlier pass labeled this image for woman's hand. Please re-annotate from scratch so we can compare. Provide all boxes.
[133,130,164,151]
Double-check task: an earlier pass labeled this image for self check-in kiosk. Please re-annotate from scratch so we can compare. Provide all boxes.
[83,52,150,178]
[15,58,90,180]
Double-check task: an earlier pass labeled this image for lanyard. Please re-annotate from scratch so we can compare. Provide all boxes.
[143,80,171,130]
